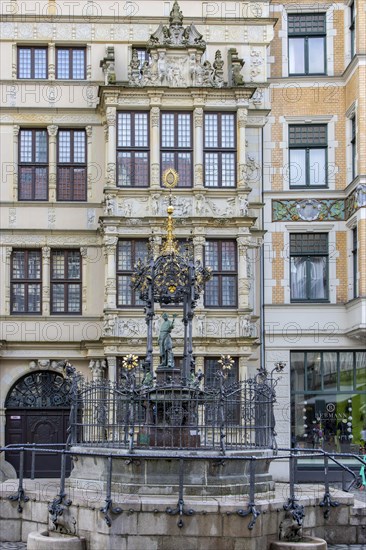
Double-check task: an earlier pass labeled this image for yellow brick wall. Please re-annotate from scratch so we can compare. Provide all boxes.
[358,219,366,296]
[334,9,345,76]
[336,231,348,303]
[271,233,285,303]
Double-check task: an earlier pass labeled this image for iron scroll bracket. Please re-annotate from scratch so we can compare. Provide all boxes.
[166,458,196,528]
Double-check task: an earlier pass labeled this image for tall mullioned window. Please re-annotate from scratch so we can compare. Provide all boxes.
[204,240,237,307]
[11,250,42,314]
[204,112,236,187]
[161,112,193,187]
[117,112,149,187]
[290,233,328,302]
[56,47,86,79]
[289,125,327,187]
[57,129,87,201]
[51,250,81,314]
[18,129,48,200]
[117,240,148,307]
[288,13,326,75]
[18,47,47,79]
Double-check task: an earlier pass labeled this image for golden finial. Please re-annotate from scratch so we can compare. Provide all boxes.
[161,169,179,255]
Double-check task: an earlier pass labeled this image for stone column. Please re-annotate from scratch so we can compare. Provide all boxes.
[48,43,55,80]
[193,235,205,308]
[86,44,92,80]
[237,107,248,189]
[12,44,17,79]
[12,125,20,201]
[104,236,118,309]
[194,107,204,188]
[239,356,248,380]
[80,247,88,313]
[4,247,12,315]
[150,106,160,188]
[42,246,51,315]
[85,126,93,200]
[237,237,250,309]
[107,356,117,384]
[47,124,58,201]
[106,107,116,188]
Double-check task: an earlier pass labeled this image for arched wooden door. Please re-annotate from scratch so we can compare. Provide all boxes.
[5,371,72,477]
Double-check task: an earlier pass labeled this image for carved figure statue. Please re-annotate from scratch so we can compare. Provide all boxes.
[128,49,141,85]
[105,195,115,215]
[279,511,303,542]
[158,313,178,367]
[239,196,249,216]
[158,51,167,84]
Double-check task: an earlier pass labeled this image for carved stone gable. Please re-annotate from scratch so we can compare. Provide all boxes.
[128,1,231,89]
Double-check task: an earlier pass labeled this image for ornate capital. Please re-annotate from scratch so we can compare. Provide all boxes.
[5,247,12,260]
[47,124,58,137]
[85,125,93,138]
[193,236,205,247]
[42,246,51,260]
[237,108,248,128]
[106,107,116,127]
[13,125,20,137]
[151,107,160,128]
[80,247,88,257]
[89,359,107,380]
[237,237,249,257]
[194,108,203,128]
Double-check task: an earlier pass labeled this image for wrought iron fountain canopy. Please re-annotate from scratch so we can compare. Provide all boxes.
[131,168,211,383]
[63,171,282,454]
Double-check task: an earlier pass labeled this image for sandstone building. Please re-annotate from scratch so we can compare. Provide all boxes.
[0,0,364,478]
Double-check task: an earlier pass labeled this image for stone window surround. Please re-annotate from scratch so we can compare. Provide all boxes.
[13,43,92,81]
[278,4,336,78]
[345,101,357,186]
[282,224,337,305]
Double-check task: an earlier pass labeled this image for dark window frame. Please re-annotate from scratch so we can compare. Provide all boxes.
[57,129,87,201]
[290,233,329,303]
[17,46,48,79]
[289,124,328,188]
[288,13,327,76]
[203,112,237,188]
[56,47,86,80]
[10,249,42,315]
[116,239,148,307]
[204,240,238,308]
[351,115,356,181]
[350,2,355,59]
[116,111,150,188]
[18,128,49,201]
[160,111,193,188]
[50,249,82,315]
[352,227,358,299]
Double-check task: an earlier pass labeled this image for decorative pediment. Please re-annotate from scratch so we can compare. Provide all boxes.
[127,1,245,89]
[147,1,206,50]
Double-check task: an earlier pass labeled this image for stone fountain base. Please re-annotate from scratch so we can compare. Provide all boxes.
[269,537,327,549]
[69,447,274,496]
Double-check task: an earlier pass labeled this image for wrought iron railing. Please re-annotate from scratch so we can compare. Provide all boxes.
[66,370,277,452]
[1,445,364,531]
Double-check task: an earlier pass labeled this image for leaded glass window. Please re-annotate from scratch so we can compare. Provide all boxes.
[56,48,86,79]
[18,129,48,200]
[57,130,87,201]
[161,112,192,187]
[204,240,237,307]
[117,112,149,187]
[204,113,236,187]
[51,250,81,314]
[117,240,148,306]
[18,47,48,79]
[11,250,42,314]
